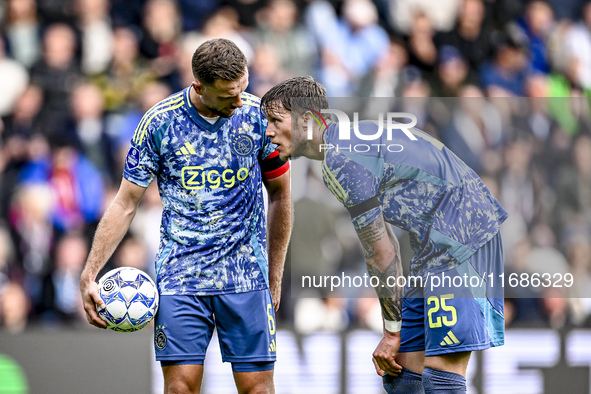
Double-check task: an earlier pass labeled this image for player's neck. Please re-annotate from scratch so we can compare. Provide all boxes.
[189,87,218,118]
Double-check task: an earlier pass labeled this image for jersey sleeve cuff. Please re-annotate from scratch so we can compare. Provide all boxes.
[123,173,153,188]
[351,206,382,231]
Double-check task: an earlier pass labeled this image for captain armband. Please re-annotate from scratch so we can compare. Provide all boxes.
[261,150,289,179]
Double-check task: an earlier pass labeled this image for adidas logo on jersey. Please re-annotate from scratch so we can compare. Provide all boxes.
[440,330,460,346]
[175,142,197,156]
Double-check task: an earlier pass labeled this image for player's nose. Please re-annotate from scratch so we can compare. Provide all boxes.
[265,125,276,138]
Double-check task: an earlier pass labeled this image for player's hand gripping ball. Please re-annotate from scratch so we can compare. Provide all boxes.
[96,267,159,332]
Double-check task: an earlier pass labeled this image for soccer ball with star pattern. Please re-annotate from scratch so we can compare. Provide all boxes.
[96,267,159,332]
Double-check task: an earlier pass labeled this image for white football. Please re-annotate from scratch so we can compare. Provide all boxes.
[96,267,159,333]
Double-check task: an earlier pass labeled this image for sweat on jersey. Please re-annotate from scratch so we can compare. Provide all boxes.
[123,88,289,295]
[321,120,508,278]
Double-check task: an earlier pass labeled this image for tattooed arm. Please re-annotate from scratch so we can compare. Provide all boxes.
[355,215,404,377]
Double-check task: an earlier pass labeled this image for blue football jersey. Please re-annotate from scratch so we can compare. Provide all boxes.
[322,120,508,277]
[123,88,277,295]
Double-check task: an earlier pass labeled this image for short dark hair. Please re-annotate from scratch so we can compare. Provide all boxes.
[261,76,329,117]
[191,38,247,85]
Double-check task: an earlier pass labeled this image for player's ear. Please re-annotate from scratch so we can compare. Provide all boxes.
[192,80,204,95]
[300,111,313,135]
[302,110,313,126]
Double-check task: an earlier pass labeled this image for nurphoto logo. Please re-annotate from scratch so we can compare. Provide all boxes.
[306,109,418,153]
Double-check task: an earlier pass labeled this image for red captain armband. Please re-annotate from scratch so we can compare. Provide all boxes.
[261,150,290,179]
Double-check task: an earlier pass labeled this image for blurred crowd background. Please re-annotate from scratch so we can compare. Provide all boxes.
[0,0,590,335]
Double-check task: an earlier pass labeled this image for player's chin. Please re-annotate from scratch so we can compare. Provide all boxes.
[276,146,291,161]
[279,153,290,161]
[222,108,237,117]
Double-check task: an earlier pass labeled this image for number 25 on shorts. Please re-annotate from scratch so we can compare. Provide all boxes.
[427,294,457,328]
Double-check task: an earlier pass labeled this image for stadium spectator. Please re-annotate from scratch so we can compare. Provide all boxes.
[249,44,288,98]
[520,74,554,143]
[74,0,113,76]
[359,37,409,100]
[431,45,475,97]
[515,74,574,176]
[404,11,438,89]
[305,0,389,96]
[49,143,104,232]
[39,232,88,324]
[255,0,317,77]
[442,85,503,173]
[434,0,493,71]
[0,84,44,217]
[18,138,104,233]
[30,23,82,145]
[511,0,555,74]
[8,183,54,307]
[2,85,43,140]
[139,0,182,83]
[0,282,30,333]
[480,31,530,96]
[92,26,155,112]
[2,0,42,68]
[0,130,47,220]
[67,82,116,182]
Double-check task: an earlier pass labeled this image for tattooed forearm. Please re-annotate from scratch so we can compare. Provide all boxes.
[385,224,401,257]
[357,218,387,260]
[366,258,403,322]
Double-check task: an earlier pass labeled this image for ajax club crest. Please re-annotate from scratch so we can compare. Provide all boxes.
[232,134,254,156]
[155,325,167,350]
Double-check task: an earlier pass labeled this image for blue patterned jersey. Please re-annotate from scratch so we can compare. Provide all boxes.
[322,121,508,277]
[123,88,279,295]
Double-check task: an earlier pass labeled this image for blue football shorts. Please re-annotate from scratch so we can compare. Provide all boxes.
[399,233,505,357]
[154,288,276,372]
